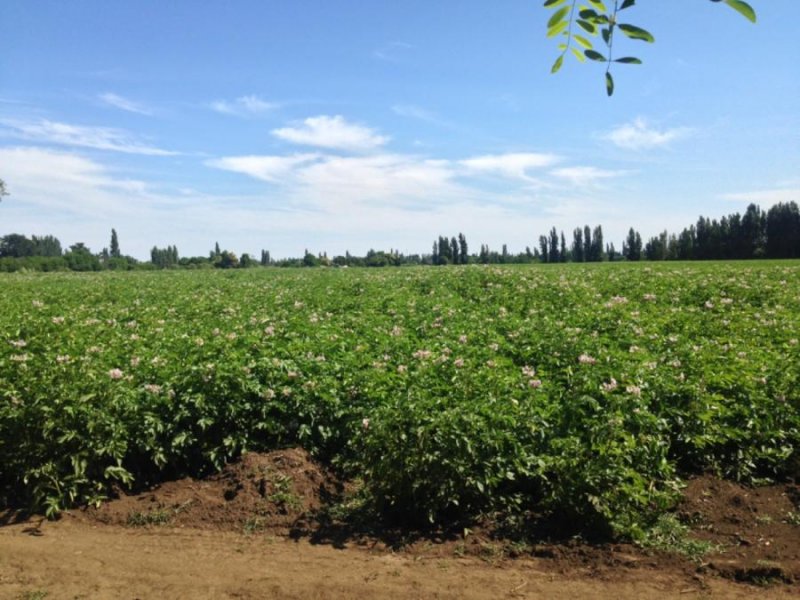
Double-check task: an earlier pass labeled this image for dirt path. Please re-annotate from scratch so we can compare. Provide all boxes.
[0,516,795,600]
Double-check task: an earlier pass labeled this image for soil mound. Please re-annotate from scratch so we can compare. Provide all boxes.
[83,447,338,535]
[679,475,800,584]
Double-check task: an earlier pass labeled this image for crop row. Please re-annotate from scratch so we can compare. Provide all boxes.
[1,263,798,538]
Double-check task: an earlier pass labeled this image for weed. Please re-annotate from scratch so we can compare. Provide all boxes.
[126,507,174,527]
[783,511,800,526]
[639,514,718,561]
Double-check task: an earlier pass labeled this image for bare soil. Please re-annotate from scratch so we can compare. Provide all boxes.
[2,449,799,599]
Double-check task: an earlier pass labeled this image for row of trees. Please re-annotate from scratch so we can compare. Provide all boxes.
[1,202,799,272]
[640,203,800,261]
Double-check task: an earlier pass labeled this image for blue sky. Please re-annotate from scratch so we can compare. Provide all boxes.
[1,0,798,260]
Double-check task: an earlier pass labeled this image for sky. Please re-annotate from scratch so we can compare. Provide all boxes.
[1,0,798,260]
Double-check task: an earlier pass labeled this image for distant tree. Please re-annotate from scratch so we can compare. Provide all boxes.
[548,227,559,263]
[32,235,62,257]
[64,243,101,271]
[217,250,240,269]
[624,227,642,261]
[572,228,584,262]
[151,245,179,269]
[0,234,36,258]
[0,178,7,201]
[450,237,460,265]
[560,231,568,263]
[240,253,255,268]
[591,225,604,261]
[583,225,592,262]
[110,228,121,258]
[479,244,490,264]
[458,233,468,264]
[538,235,549,263]
[302,250,319,267]
[766,202,800,258]
[501,243,509,264]
[741,203,766,258]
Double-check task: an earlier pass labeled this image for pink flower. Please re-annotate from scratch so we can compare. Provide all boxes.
[528,379,542,389]
[626,385,641,397]
[578,353,597,365]
[454,358,465,368]
[108,368,124,380]
[602,378,618,392]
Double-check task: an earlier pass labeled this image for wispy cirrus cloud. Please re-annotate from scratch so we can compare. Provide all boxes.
[460,152,560,181]
[99,92,154,116]
[1,118,177,155]
[550,166,625,186]
[206,153,321,183]
[373,41,413,62]
[210,95,278,116]
[392,104,440,123]
[602,117,691,150]
[272,115,389,152]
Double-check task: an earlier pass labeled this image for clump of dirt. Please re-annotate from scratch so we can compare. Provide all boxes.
[82,447,339,535]
[678,475,800,584]
[76,458,800,589]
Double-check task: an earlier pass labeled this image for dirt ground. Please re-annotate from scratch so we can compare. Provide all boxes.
[2,449,799,600]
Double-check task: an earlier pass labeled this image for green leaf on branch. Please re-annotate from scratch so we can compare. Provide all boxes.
[548,6,570,28]
[548,20,569,37]
[543,0,568,7]
[723,0,756,23]
[551,55,564,73]
[584,49,606,62]
[615,56,642,64]
[577,19,597,34]
[606,72,615,96]
[571,47,586,62]
[619,0,636,10]
[618,23,655,42]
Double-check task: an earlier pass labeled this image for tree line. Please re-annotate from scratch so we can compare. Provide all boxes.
[1,202,798,272]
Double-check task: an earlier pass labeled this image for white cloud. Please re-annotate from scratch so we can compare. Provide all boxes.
[99,92,153,116]
[603,117,691,150]
[460,152,560,181]
[1,118,177,155]
[721,187,800,207]
[0,146,150,218]
[550,166,624,186]
[272,115,389,152]
[392,104,439,123]
[210,95,278,116]
[207,153,321,183]
[374,41,413,62]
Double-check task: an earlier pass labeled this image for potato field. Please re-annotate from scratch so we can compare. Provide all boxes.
[1,262,799,540]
